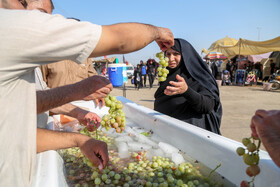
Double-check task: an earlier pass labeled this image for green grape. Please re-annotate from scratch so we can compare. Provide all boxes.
[236,147,245,156]
[176,179,183,186]
[167,176,174,183]
[157,67,162,72]
[94,178,101,185]
[152,183,159,187]
[146,181,152,187]
[158,178,165,183]
[101,174,108,181]
[108,171,115,177]
[243,154,255,165]
[114,173,121,180]
[242,138,251,146]
[247,143,257,152]
[159,60,165,65]
[164,57,169,62]
[156,53,160,58]
[158,71,162,76]
[125,175,131,181]
[157,172,163,177]
[159,77,166,82]
[100,120,105,126]
[124,183,130,187]
[91,171,99,179]
[162,73,167,78]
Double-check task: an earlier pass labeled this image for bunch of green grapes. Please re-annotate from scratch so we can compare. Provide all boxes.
[236,137,261,187]
[101,94,126,133]
[156,52,169,82]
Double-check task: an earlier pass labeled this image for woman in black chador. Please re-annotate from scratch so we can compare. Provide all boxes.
[154,38,222,134]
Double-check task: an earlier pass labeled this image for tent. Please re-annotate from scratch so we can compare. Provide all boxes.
[248,52,271,64]
[202,36,238,55]
[202,36,280,59]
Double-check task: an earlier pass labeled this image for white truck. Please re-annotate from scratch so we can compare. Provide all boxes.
[126,64,134,78]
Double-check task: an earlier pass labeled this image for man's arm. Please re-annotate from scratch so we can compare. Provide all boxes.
[37,75,112,114]
[37,128,108,169]
[90,23,174,57]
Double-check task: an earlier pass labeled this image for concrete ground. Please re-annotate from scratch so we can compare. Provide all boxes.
[111,79,280,149]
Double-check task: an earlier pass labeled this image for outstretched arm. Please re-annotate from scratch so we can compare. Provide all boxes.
[91,23,174,57]
[37,128,108,169]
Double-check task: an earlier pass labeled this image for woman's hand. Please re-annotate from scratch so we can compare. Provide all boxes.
[164,74,188,96]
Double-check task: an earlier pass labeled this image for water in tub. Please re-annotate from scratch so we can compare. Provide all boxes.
[60,120,235,187]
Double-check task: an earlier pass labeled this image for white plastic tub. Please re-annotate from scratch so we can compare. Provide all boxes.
[32,97,280,187]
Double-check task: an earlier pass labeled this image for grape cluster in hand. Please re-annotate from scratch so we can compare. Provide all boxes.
[156,52,169,82]
[101,95,126,133]
[236,137,261,187]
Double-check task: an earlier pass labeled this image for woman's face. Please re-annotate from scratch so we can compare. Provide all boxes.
[165,48,181,68]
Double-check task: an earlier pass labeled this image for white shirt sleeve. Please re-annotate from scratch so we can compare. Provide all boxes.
[0,9,101,79]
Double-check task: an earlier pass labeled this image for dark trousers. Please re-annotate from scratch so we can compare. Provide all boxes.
[135,81,140,90]
[148,73,154,88]
[141,74,147,87]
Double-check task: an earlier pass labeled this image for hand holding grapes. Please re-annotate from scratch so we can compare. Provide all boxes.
[164,74,188,96]
[155,27,174,51]
[77,135,109,171]
[250,109,280,167]
[77,111,101,132]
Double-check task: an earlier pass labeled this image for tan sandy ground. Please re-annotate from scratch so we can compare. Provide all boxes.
[111,79,280,149]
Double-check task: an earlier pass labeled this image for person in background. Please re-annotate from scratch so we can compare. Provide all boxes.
[154,38,222,134]
[206,59,212,73]
[270,59,276,75]
[140,60,147,87]
[147,59,156,88]
[133,64,142,90]
[250,109,280,167]
[211,60,218,79]
[0,0,174,186]
[226,60,233,83]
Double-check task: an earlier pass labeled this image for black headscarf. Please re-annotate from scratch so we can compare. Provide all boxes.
[154,38,222,134]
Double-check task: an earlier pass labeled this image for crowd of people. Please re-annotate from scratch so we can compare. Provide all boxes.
[206,58,279,86]
[132,59,158,89]
[0,0,279,186]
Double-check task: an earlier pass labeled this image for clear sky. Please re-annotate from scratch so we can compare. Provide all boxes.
[52,0,280,66]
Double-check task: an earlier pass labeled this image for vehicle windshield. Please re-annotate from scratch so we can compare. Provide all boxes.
[127,66,133,70]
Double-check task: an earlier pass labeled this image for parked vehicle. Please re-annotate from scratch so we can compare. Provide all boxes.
[126,65,134,78]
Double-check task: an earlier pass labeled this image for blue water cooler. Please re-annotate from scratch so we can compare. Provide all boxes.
[108,64,123,87]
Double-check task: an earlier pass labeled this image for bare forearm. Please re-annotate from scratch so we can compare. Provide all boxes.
[37,84,76,114]
[50,103,88,119]
[37,128,81,153]
[37,76,112,114]
[91,23,160,57]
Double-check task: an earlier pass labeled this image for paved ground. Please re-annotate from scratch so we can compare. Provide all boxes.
[111,79,280,149]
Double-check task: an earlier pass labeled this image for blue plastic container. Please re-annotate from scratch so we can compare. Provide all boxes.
[108,64,123,87]
[121,64,128,83]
